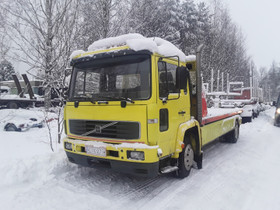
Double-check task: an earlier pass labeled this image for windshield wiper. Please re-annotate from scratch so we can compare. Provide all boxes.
[74,95,96,104]
[100,96,135,104]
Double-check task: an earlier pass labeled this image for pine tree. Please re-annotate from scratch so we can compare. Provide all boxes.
[0,60,15,81]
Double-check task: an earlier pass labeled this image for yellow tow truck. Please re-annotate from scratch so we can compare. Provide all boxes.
[63,35,242,178]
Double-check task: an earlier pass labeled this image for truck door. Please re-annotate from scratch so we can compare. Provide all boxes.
[157,59,191,156]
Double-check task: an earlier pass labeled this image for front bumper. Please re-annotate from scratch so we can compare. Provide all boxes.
[64,138,160,177]
[66,151,159,177]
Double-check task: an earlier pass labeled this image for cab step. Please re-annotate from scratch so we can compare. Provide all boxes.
[160,166,179,174]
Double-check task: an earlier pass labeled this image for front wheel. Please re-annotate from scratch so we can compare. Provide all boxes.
[177,137,194,178]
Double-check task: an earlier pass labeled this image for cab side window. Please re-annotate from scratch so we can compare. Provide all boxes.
[158,61,179,98]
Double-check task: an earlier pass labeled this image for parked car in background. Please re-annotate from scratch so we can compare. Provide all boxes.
[241,104,253,123]
[4,117,44,132]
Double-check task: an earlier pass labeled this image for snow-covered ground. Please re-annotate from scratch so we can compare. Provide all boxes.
[0,107,279,210]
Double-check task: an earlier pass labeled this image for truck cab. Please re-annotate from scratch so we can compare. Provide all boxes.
[64,46,198,177]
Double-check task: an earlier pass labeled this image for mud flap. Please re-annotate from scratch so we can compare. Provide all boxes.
[194,151,203,169]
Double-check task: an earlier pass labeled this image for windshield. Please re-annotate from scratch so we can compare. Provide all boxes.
[70,54,151,101]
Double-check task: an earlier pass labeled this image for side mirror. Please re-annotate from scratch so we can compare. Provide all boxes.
[186,63,193,70]
[273,101,276,106]
[176,66,188,90]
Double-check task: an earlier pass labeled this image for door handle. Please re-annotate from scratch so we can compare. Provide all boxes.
[178,111,186,115]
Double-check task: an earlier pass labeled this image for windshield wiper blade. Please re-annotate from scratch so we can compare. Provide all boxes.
[101,96,135,103]
[74,95,96,104]
[121,97,135,104]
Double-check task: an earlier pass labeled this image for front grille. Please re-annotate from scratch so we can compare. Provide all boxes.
[69,120,140,140]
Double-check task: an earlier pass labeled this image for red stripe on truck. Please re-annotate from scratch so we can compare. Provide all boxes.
[201,111,241,126]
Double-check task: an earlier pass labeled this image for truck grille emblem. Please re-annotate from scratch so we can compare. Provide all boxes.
[95,125,102,133]
[81,122,118,136]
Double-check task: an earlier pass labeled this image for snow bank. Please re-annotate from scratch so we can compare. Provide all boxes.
[0,108,57,130]
[72,33,195,63]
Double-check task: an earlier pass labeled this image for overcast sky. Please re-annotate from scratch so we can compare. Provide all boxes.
[219,0,280,70]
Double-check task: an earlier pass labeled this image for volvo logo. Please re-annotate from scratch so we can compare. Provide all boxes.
[82,122,118,136]
[95,125,102,133]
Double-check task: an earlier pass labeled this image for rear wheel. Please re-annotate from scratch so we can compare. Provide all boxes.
[227,122,239,143]
[177,136,194,178]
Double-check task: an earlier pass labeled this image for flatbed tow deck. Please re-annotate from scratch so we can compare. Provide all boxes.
[63,34,242,178]
[0,97,44,109]
[201,108,242,147]
[0,74,44,109]
[0,74,62,109]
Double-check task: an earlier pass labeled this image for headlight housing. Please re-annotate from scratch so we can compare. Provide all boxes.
[64,142,72,151]
[127,151,145,160]
[276,108,280,114]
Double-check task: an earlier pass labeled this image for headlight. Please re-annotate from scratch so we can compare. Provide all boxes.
[127,151,145,160]
[277,108,280,114]
[64,142,72,151]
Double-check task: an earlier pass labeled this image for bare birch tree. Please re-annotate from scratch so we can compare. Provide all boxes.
[2,0,79,108]
[77,0,128,50]
[1,0,80,146]
[0,4,10,61]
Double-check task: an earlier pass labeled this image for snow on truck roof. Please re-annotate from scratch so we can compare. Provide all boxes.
[70,33,196,63]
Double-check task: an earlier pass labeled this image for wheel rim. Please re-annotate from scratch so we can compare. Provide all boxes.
[184,144,194,170]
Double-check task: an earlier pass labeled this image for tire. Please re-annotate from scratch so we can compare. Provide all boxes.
[7,102,19,109]
[4,123,19,131]
[227,122,239,143]
[177,135,194,178]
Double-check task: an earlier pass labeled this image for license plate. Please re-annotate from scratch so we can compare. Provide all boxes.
[85,145,106,157]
